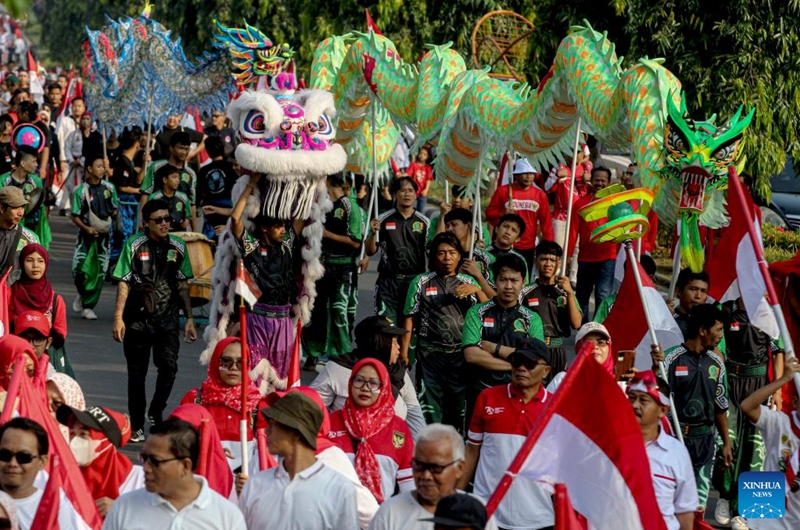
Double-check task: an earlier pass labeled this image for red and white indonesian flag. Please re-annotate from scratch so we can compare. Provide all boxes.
[487,352,667,530]
[706,186,779,338]
[604,255,683,370]
[235,260,262,308]
[0,268,10,337]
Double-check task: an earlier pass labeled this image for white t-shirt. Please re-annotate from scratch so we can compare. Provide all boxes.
[645,427,698,530]
[102,475,245,530]
[368,490,499,530]
[749,407,800,530]
[14,488,92,530]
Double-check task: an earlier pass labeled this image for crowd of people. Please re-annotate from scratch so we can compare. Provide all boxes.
[0,31,792,530]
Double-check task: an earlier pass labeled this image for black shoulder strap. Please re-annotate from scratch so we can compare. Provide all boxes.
[194,387,203,404]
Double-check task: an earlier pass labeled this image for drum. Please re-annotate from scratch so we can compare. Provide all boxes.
[180,232,215,307]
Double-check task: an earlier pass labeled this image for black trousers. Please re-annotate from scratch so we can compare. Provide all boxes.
[123,324,180,431]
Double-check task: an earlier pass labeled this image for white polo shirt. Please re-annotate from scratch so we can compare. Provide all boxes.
[467,384,554,529]
[748,407,800,530]
[645,427,698,529]
[368,490,500,530]
[238,459,359,530]
[14,487,93,530]
[102,475,245,530]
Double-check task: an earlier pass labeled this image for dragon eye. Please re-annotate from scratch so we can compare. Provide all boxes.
[713,143,736,161]
[668,131,686,151]
[243,110,266,135]
[307,121,319,133]
[280,119,292,131]
[317,114,333,136]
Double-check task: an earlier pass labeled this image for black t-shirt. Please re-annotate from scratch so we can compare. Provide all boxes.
[663,345,728,426]
[197,160,237,203]
[322,196,361,259]
[520,281,575,340]
[237,231,294,306]
[154,126,204,161]
[204,126,237,158]
[111,155,138,195]
[376,209,429,277]
[721,300,782,367]
[81,130,104,161]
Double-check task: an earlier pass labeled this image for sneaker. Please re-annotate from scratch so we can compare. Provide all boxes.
[148,414,162,427]
[81,308,98,320]
[72,295,83,313]
[130,429,145,443]
[714,498,731,526]
[731,516,749,530]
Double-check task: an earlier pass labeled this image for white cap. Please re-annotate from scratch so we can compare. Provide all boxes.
[575,322,611,343]
[512,158,538,175]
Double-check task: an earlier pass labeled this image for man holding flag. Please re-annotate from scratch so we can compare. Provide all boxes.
[627,371,698,530]
[651,304,732,515]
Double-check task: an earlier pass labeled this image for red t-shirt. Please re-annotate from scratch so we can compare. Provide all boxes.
[406,162,433,197]
[567,193,619,262]
[180,390,254,442]
[486,183,554,250]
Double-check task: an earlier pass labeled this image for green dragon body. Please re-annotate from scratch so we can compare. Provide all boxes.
[311,23,754,271]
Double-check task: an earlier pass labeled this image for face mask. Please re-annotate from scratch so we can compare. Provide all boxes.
[69,436,103,467]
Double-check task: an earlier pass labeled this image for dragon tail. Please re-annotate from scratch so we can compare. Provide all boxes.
[680,212,704,273]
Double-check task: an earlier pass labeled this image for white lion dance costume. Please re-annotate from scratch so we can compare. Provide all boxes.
[202,65,347,394]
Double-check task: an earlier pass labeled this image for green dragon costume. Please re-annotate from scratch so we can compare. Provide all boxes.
[310,23,755,271]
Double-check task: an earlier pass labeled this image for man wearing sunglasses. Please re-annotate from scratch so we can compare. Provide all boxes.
[460,339,554,530]
[0,417,83,529]
[369,423,499,530]
[112,199,197,443]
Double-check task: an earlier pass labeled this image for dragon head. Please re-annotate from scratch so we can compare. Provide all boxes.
[213,20,294,86]
[663,95,754,215]
[229,72,347,220]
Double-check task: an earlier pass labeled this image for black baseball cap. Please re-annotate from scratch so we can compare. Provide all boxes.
[57,405,130,448]
[508,337,550,366]
[420,493,488,529]
[354,316,408,342]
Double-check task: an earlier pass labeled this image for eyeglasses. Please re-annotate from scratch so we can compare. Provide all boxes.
[584,337,609,347]
[25,335,47,347]
[411,458,460,475]
[149,216,171,225]
[624,171,635,177]
[219,356,242,370]
[0,449,40,464]
[139,453,187,468]
[351,376,382,393]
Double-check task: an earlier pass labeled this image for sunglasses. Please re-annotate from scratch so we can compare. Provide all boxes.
[139,453,186,468]
[149,216,171,225]
[0,449,40,464]
[411,458,459,475]
[219,356,242,370]
[351,376,382,393]
[624,171,635,176]
[510,357,548,370]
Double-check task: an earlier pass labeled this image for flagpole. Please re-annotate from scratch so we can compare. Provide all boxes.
[359,170,378,269]
[728,167,800,393]
[145,92,156,155]
[624,240,684,442]
[560,118,583,276]
[668,239,682,299]
[444,174,450,204]
[102,125,108,160]
[469,161,482,260]
[370,99,380,245]
[238,260,250,476]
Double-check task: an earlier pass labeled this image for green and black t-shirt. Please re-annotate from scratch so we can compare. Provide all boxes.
[663,344,728,426]
[323,196,363,261]
[375,209,429,277]
[519,281,579,341]
[237,231,293,306]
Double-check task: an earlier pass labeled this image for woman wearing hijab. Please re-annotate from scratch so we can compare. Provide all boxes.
[180,337,261,472]
[249,386,379,529]
[168,403,235,500]
[0,490,19,530]
[56,404,143,517]
[46,372,85,442]
[10,243,72,375]
[310,316,425,438]
[327,358,415,504]
[546,322,617,393]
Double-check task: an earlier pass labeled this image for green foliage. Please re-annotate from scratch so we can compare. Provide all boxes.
[29,0,800,200]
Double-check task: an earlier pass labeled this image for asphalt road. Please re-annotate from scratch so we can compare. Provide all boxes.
[44,213,377,425]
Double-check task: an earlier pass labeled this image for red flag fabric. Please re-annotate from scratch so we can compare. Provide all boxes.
[235,260,262,308]
[706,182,778,337]
[603,253,683,370]
[554,484,588,530]
[31,454,63,530]
[287,321,302,388]
[485,351,667,530]
[365,9,383,35]
[15,361,102,529]
[0,268,10,337]
[770,251,800,351]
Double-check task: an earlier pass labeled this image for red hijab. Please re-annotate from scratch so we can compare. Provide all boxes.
[342,358,396,503]
[11,244,54,318]
[200,337,261,413]
[0,335,38,389]
[575,335,615,376]
[169,404,233,498]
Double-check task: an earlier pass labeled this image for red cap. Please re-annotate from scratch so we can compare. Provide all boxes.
[14,311,51,338]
